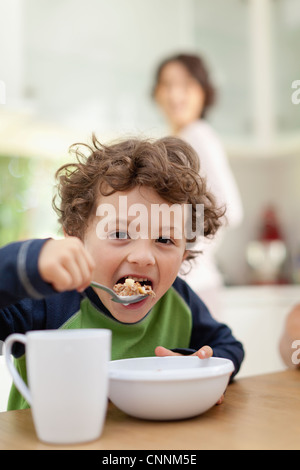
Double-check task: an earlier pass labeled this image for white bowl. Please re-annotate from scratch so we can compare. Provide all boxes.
[108,356,234,420]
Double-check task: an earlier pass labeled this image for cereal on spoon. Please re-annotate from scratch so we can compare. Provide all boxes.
[113,277,155,298]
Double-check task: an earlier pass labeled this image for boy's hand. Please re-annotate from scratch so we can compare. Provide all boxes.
[154,345,224,404]
[155,345,213,360]
[38,238,95,293]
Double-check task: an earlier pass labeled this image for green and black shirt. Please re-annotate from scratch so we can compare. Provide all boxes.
[0,239,244,410]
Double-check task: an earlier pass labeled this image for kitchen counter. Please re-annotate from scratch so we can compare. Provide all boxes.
[0,369,299,450]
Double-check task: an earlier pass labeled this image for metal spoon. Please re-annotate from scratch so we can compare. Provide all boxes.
[90,281,147,305]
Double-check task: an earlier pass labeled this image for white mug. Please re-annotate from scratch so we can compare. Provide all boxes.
[4,329,111,445]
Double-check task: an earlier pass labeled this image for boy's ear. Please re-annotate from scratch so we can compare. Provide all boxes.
[182,250,189,262]
[63,227,73,238]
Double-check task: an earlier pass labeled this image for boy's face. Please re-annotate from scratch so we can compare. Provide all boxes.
[83,186,188,323]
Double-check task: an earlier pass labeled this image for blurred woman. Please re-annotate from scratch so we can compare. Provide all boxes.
[153,53,243,318]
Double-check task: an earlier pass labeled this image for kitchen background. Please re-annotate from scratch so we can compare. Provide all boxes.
[0,0,300,403]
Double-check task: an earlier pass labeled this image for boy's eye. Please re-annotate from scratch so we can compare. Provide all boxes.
[109,231,129,240]
[156,237,173,245]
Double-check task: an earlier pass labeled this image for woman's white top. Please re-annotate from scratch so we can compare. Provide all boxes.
[178,120,243,291]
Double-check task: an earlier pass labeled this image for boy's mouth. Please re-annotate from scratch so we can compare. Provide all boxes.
[115,275,153,289]
[113,275,155,299]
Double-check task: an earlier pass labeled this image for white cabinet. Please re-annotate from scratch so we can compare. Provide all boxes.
[194,0,300,158]
[220,285,300,378]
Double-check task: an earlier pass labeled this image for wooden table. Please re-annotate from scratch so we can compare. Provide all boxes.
[0,370,299,450]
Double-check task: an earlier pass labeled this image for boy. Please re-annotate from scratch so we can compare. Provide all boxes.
[0,135,244,410]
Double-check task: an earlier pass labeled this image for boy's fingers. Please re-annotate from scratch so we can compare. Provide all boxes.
[62,256,94,292]
[194,345,213,359]
[38,238,95,292]
[74,250,94,288]
[51,266,90,293]
[58,238,95,290]
[155,346,213,359]
[70,239,95,289]
[61,256,84,288]
[216,395,224,405]
[84,248,96,272]
[154,346,181,357]
[50,267,74,292]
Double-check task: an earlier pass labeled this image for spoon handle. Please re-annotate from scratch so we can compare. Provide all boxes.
[90,281,115,296]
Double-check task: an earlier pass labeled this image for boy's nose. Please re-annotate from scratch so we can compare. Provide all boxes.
[126,240,155,266]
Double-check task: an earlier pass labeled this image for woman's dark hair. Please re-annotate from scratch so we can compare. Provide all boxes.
[153,53,216,118]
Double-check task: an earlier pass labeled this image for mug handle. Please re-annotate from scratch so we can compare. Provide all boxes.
[4,334,32,406]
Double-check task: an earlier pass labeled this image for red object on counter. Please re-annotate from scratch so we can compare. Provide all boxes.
[259,206,283,242]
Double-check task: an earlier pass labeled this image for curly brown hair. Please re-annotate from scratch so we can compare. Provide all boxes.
[152,53,216,118]
[53,135,224,258]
